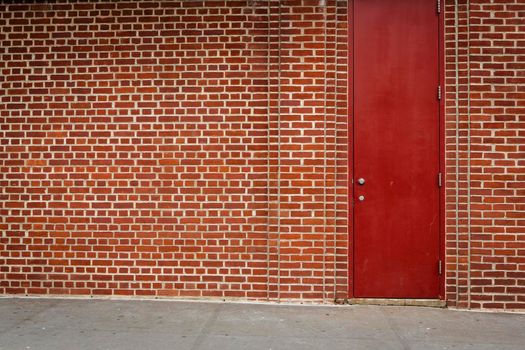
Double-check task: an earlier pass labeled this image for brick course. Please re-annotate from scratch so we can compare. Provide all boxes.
[0,1,523,310]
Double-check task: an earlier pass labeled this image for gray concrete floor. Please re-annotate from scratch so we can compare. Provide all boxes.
[0,298,524,350]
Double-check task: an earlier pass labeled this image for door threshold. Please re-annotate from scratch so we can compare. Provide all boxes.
[349,298,446,308]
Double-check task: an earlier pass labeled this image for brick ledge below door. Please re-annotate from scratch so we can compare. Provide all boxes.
[349,298,446,308]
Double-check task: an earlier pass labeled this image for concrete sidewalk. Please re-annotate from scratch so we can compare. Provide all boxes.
[0,298,524,350]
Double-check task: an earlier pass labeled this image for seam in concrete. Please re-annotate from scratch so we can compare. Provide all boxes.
[380,307,411,350]
[189,303,221,350]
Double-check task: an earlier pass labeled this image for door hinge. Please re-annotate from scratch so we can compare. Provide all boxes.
[437,0,441,14]
[438,172,443,187]
[437,85,442,100]
[438,260,443,275]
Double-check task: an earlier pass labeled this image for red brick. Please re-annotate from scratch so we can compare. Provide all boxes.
[1,0,522,311]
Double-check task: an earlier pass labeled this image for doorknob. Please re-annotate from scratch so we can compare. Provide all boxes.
[357,178,365,185]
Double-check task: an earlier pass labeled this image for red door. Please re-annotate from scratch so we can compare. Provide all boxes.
[353,0,441,298]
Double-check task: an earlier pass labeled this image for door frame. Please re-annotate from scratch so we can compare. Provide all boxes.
[347,0,446,300]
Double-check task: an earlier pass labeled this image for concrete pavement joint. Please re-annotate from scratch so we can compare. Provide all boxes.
[380,307,411,350]
[190,303,222,350]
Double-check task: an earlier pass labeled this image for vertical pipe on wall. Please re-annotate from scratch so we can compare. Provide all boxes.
[332,0,339,302]
[454,0,472,309]
[466,0,472,310]
[322,0,328,304]
[276,0,282,303]
[454,0,461,307]
[266,0,271,303]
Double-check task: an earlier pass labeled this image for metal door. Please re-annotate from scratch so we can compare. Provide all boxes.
[353,0,441,298]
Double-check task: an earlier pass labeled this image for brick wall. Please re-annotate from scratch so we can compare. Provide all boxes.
[1,0,523,310]
[444,0,525,310]
[0,0,349,302]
